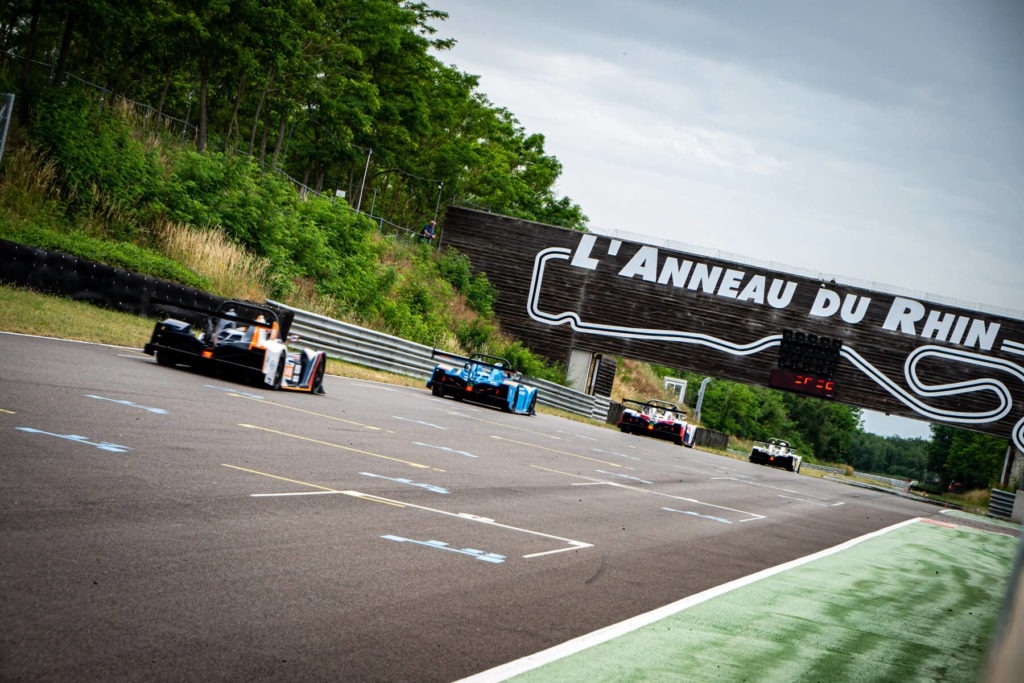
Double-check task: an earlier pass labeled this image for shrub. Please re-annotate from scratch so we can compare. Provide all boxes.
[31,89,161,241]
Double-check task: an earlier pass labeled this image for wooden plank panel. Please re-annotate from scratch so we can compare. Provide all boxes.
[441,207,1024,450]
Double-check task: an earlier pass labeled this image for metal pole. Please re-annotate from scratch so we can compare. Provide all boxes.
[356,148,372,212]
[432,181,444,221]
[0,93,14,167]
[695,377,712,423]
[180,87,194,143]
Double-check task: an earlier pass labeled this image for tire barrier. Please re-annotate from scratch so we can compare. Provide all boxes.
[1,240,610,419]
[0,239,223,319]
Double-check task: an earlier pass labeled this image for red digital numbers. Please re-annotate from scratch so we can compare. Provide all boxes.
[794,375,836,391]
[769,369,837,399]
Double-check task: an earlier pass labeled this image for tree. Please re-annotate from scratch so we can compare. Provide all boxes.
[928,425,1007,490]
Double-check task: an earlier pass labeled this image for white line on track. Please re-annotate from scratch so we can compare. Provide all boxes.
[456,518,922,682]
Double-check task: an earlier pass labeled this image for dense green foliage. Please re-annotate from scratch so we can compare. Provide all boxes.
[927,425,1011,491]
[652,366,1007,487]
[0,83,564,382]
[846,431,929,481]
[0,0,587,232]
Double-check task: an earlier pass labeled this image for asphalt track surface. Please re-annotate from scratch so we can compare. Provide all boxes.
[0,333,971,681]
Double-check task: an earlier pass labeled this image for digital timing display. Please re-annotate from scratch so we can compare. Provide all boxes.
[769,368,838,400]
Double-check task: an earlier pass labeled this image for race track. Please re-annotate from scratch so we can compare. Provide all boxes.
[0,333,939,681]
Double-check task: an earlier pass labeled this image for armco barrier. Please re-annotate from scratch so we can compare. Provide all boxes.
[988,489,1017,520]
[0,240,609,420]
[269,300,610,420]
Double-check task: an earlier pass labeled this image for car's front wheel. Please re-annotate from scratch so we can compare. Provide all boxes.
[311,358,326,394]
[155,349,179,367]
[271,353,286,390]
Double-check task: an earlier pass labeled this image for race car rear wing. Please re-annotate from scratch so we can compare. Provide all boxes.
[431,349,515,374]
[151,298,294,338]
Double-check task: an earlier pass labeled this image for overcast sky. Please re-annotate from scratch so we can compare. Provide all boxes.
[428,1,1023,438]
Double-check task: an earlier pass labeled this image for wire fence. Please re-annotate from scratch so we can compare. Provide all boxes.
[2,50,440,242]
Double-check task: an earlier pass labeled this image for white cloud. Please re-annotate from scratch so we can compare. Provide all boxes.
[430,0,1024,315]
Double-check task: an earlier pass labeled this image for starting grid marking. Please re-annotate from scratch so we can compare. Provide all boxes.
[359,471,449,494]
[225,463,593,560]
[392,416,447,430]
[85,394,168,415]
[535,465,766,523]
[381,535,506,564]
[16,427,131,453]
[663,506,733,525]
[414,442,479,458]
[712,476,845,507]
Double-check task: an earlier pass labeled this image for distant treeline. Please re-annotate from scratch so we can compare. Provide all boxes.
[0,0,587,232]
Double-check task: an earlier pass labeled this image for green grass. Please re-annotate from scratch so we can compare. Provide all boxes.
[0,284,155,347]
[0,284,585,421]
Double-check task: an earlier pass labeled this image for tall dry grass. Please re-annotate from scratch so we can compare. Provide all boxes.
[611,357,684,406]
[0,144,61,212]
[153,220,271,300]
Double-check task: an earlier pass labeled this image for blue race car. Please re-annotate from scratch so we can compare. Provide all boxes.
[427,350,539,415]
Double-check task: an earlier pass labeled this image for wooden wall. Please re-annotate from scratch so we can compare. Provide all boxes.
[440,207,1024,450]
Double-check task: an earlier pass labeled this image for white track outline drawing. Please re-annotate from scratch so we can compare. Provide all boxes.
[527,246,1024,452]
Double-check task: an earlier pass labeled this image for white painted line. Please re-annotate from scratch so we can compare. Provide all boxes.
[393,415,447,430]
[523,541,592,559]
[251,491,347,497]
[456,518,923,682]
[340,489,592,559]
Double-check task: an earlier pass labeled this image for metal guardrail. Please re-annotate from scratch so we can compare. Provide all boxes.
[270,300,611,420]
[989,489,1017,520]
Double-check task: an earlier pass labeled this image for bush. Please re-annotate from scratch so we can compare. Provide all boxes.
[31,90,161,241]
[437,250,497,315]
[0,220,209,289]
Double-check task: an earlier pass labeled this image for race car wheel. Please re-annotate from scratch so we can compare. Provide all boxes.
[431,383,444,397]
[271,352,285,390]
[155,349,178,367]
[311,358,326,394]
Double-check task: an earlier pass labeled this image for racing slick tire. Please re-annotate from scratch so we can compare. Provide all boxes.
[431,383,444,397]
[154,349,180,367]
[271,352,286,390]
[311,358,326,394]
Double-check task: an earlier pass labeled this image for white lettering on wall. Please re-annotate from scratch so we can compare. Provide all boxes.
[565,236,1004,352]
[618,246,659,281]
[570,233,600,270]
[882,297,926,334]
[882,297,1001,351]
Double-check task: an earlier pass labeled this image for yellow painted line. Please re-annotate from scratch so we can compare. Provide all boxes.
[0,408,15,414]
[229,393,381,430]
[222,464,404,507]
[491,435,625,468]
[238,423,444,472]
[222,463,342,492]
[530,464,599,480]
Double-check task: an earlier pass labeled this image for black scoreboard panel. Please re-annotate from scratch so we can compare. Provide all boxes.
[441,206,1024,450]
